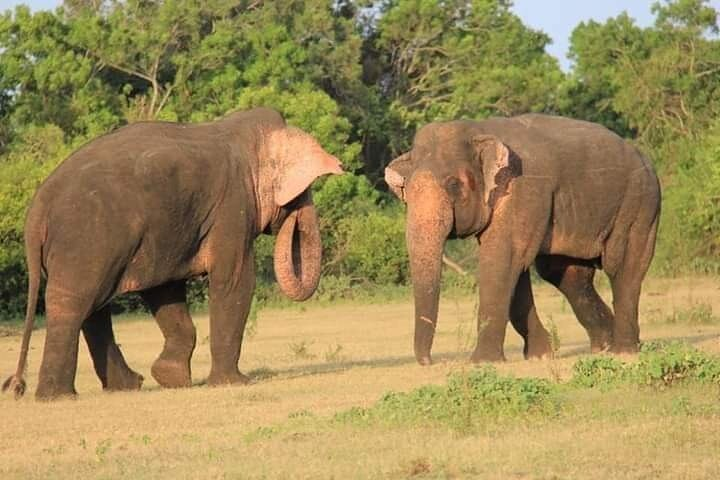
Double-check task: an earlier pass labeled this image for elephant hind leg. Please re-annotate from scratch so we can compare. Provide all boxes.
[509,270,552,359]
[82,306,144,392]
[140,281,196,388]
[607,217,659,353]
[36,282,98,400]
[536,255,613,353]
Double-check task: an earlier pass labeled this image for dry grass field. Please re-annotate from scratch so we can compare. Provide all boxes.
[1,276,719,479]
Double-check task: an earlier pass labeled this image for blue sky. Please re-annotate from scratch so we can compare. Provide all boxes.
[3,0,719,70]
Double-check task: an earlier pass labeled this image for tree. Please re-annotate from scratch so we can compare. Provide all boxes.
[371,0,564,152]
[559,13,649,136]
[0,5,122,141]
[563,0,720,158]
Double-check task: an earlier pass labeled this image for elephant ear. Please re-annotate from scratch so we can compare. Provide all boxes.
[273,127,344,207]
[472,134,518,207]
[384,152,414,202]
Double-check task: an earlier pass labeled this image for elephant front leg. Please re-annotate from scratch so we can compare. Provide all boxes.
[141,281,196,388]
[206,255,255,386]
[471,233,524,363]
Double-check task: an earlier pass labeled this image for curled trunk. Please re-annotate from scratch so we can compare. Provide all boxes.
[405,171,454,365]
[273,204,322,301]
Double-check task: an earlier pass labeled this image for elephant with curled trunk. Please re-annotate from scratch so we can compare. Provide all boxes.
[385,114,660,365]
[3,107,342,400]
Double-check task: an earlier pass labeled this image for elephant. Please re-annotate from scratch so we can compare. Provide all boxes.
[384,114,661,365]
[3,107,343,400]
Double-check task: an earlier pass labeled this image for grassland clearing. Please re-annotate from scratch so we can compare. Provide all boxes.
[1,276,719,479]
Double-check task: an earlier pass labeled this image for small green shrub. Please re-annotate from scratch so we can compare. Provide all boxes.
[333,366,559,432]
[633,341,720,386]
[445,367,557,417]
[571,356,627,388]
[571,341,720,389]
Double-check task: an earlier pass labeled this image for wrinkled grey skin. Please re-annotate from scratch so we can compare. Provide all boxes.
[3,107,343,400]
[385,114,661,365]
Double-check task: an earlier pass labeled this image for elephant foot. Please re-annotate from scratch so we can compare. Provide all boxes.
[590,338,612,354]
[106,368,144,392]
[524,338,553,360]
[415,354,433,366]
[35,381,78,402]
[207,369,250,387]
[470,346,506,363]
[609,341,639,355]
[151,357,191,388]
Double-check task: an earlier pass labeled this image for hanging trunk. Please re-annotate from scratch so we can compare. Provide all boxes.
[405,171,454,365]
[273,203,322,301]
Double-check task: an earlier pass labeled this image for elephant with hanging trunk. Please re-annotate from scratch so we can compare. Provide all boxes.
[3,107,343,400]
[385,114,660,365]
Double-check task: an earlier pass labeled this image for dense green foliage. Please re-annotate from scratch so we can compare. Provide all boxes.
[1,0,719,318]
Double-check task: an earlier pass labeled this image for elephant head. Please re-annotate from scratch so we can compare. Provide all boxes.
[384,121,519,364]
[260,125,343,301]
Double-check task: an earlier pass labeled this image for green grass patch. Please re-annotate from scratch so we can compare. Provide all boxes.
[333,366,560,433]
[245,341,720,442]
[571,340,720,388]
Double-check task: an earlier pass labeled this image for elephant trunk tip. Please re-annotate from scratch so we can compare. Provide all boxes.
[2,374,27,399]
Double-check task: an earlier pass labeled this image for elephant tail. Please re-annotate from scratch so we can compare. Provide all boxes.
[2,229,42,400]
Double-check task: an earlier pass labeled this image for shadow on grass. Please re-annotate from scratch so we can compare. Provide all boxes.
[239,348,515,384]
[556,331,720,358]
[241,331,720,386]
[141,330,720,393]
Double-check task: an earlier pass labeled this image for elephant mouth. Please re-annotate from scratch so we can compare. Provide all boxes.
[265,206,291,236]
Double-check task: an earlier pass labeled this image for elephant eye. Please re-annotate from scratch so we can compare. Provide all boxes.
[444,176,463,200]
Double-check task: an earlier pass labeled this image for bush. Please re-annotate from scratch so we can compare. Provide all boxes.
[334,366,559,432]
[0,125,70,319]
[313,173,383,225]
[571,356,627,388]
[653,122,720,274]
[633,341,720,386]
[445,367,557,417]
[334,208,409,285]
[571,341,720,389]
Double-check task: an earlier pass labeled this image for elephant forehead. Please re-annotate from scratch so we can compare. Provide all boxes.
[413,126,471,162]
